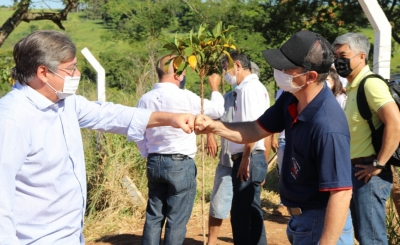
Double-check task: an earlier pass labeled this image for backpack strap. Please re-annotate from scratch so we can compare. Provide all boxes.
[356,74,387,133]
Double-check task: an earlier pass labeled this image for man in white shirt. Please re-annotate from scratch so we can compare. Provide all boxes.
[222,51,270,245]
[0,30,194,245]
[206,61,271,245]
[137,55,224,245]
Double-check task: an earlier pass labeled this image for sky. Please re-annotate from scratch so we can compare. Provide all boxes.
[0,0,64,9]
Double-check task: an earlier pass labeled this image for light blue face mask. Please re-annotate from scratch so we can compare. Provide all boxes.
[179,76,186,89]
[224,72,237,86]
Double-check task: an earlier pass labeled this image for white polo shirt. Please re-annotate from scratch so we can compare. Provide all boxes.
[136,82,224,158]
[228,74,270,154]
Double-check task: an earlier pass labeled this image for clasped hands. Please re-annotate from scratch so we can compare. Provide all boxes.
[174,114,216,134]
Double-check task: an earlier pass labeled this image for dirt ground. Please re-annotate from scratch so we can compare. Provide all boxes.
[87,205,291,245]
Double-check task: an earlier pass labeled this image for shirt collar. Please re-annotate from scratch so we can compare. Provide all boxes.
[153,82,180,89]
[296,85,330,122]
[347,66,372,90]
[14,82,55,110]
[236,74,258,90]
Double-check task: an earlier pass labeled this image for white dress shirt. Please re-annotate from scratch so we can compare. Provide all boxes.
[136,82,224,158]
[336,93,347,109]
[229,74,270,154]
[0,83,152,245]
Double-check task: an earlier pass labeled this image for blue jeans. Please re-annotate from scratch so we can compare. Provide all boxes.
[350,164,392,245]
[287,209,353,245]
[231,153,267,245]
[141,155,197,245]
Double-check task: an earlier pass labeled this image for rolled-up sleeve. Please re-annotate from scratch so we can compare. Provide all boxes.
[204,91,225,119]
[127,109,152,142]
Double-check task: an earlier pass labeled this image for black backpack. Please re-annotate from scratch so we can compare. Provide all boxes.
[357,73,400,166]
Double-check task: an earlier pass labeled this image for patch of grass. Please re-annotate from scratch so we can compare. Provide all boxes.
[387,194,400,245]
[0,10,131,56]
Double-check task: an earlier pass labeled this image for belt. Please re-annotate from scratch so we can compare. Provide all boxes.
[287,207,325,216]
[148,153,190,161]
[351,156,376,165]
[231,150,264,161]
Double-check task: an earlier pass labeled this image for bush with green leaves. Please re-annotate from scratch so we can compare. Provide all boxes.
[0,52,14,97]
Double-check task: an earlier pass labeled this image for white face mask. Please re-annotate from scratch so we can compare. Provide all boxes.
[47,71,80,100]
[224,72,237,86]
[273,69,308,94]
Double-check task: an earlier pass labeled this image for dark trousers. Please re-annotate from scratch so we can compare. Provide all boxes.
[230,153,268,245]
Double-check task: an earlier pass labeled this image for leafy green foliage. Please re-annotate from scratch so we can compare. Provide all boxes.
[100,0,179,42]
[162,22,237,77]
[0,51,14,97]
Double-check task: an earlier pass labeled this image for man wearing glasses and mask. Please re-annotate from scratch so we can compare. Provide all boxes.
[0,30,195,245]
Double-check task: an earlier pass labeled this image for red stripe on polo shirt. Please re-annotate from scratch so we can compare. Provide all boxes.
[256,120,274,133]
[319,186,353,192]
[288,103,298,127]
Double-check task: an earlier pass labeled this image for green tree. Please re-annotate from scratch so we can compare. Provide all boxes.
[101,0,179,42]
[0,0,78,46]
[163,21,237,243]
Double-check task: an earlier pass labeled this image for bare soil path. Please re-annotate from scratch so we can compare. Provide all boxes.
[87,205,291,245]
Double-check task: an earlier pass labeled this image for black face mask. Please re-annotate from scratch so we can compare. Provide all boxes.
[334,57,352,78]
[179,76,186,89]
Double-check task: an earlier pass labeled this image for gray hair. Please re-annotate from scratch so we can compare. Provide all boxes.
[250,62,260,77]
[332,33,370,61]
[221,51,251,70]
[11,30,76,85]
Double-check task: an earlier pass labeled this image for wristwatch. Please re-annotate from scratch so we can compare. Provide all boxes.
[372,159,385,169]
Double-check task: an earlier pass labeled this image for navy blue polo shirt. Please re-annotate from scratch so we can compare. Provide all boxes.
[257,85,352,208]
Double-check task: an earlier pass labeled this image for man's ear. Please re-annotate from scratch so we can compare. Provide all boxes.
[235,60,242,70]
[360,52,367,64]
[173,73,183,81]
[36,65,49,84]
[307,71,318,84]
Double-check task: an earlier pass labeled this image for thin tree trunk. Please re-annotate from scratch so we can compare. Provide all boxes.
[199,70,206,245]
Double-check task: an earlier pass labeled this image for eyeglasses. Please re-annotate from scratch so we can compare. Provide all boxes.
[58,63,78,77]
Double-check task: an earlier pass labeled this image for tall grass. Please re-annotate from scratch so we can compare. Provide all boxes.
[77,80,281,241]
[387,194,400,245]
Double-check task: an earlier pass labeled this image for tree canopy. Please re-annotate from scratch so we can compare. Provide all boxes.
[1,0,400,90]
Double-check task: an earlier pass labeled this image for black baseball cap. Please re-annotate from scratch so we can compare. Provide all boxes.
[262,30,333,73]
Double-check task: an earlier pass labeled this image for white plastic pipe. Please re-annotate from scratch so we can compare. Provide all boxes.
[358,0,391,79]
[81,47,106,102]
